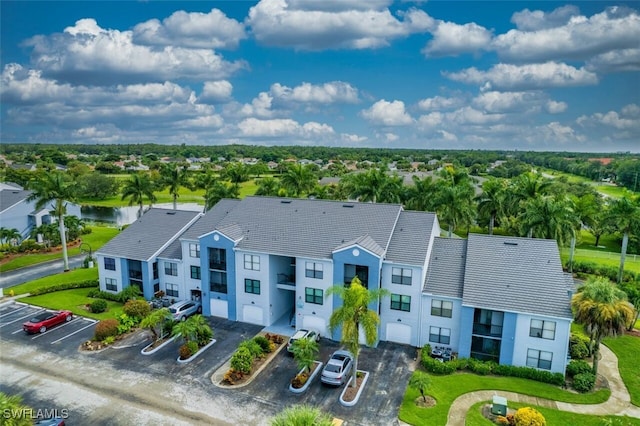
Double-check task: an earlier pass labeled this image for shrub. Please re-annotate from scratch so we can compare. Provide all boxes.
[116,313,137,334]
[222,369,244,385]
[264,333,284,344]
[569,333,591,359]
[230,347,254,374]
[239,339,264,359]
[514,407,546,426]
[18,240,42,253]
[567,360,592,378]
[196,325,213,346]
[102,336,116,345]
[421,356,456,375]
[253,335,273,353]
[468,358,493,375]
[123,299,151,321]
[89,299,107,313]
[573,372,596,393]
[179,343,194,360]
[118,286,141,303]
[29,280,98,296]
[94,318,119,341]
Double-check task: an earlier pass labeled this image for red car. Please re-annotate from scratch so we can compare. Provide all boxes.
[23,310,73,334]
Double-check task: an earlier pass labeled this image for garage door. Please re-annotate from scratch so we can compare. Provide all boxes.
[386,323,412,345]
[243,305,264,325]
[210,299,228,319]
[302,316,327,337]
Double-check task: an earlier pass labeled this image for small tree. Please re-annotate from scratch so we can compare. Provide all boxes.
[140,308,171,342]
[409,371,432,403]
[0,392,32,426]
[291,336,319,375]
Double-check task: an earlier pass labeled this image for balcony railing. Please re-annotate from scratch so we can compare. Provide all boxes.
[209,261,226,270]
[472,323,503,337]
[277,273,295,285]
[128,270,142,280]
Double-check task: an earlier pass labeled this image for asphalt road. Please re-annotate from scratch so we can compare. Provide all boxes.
[0,255,85,289]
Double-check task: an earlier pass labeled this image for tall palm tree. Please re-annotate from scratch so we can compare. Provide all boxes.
[0,228,22,245]
[607,196,640,283]
[326,277,389,388]
[342,168,403,204]
[519,196,578,246]
[572,276,635,375]
[121,173,157,218]
[505,172,552,218]
[475,178,507,235]
[404,175,438,211]
[223,163,250,191]
[204,181,239,211]
[162,165,190,210]
[27,171,77,271]
[255,176,280,196]
[280,164,317,198]
[435,183,475,238]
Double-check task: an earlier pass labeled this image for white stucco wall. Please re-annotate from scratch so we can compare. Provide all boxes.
[511,313,572,374]
[380,264,423,346]
[419,295,463,351]
[294,258,334,336]
[235,250,270,325]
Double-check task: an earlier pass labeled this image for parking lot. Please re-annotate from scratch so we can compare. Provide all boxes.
[0,300,417,425]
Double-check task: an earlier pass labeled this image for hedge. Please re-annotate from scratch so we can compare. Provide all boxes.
[29,280,98,296]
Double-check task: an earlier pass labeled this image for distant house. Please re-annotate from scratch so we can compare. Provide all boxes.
[0,184,81,240]
[96,197,573,374]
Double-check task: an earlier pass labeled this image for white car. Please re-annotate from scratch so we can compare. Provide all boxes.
[286,329,320,353]
[168,300,202,321]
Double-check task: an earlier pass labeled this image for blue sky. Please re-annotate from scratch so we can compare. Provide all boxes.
[1,1,638,152]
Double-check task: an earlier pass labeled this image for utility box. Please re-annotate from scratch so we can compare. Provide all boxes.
[491,395,507,416]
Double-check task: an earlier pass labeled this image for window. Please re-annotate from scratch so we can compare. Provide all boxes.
[431,299,453,318]
[152,262,158,280]
[392,267,412,285]
[190,266,201,280]
[529,319,556,340]
[305,287,323,305]
[189,243,200,258]
[104,257,116,271]
[344,264,368,287]
[166,283,179,298]
[209,248,226,270]
[429,326,451,345]
[105,278,117,292]
[209,271,227,294]
[527,349,553,370]
[165,262,178,276]
[244,254,260,271]
[245,279,260,295]
[305,262,323,279]
[390,294,411,312]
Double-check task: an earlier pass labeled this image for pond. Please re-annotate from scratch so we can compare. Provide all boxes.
[81,203,204,226]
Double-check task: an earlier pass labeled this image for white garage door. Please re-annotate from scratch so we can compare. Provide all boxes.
[243,305,264,325]
[386,323,412,345]
[302,316,327,337]
[210,299,228,319]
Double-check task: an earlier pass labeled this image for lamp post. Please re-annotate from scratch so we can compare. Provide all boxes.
[80,242,93,268]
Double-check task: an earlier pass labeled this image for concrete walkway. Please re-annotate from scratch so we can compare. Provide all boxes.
[446,345,640,425]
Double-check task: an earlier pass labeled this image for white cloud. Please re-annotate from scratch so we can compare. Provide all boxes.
[578,104,640,130]
[417,111,443,128]
[445,62,598,90]
[341,133,368,143]
[132,8,246,49]
[546,100,567,114]
[448,106,505,125]
[24,19,246,85]
[237,117,334,138]
[361,99,413,126]
[247,0,432,50]
[270,81,359,104]
[200,81,233,103]
[422,21,492,57]
[586,48,640,73]
[417,95,464,111]
[438,130,458,141]
[384,132,399,141]
[472,91,565,114]
[541,121,582,143]
[240,92,274,118]
[493,7,640,62]
[510,5,580,31]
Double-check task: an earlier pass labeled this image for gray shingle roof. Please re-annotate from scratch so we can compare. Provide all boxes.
[180,199,240,240]
[97,208,201,261]
[158,239,183,260]
[334,235,384,256]
[423,237,467,298]
[386,210,437,266]
[0,189,32,213]
[462,233,572,319]
[214,197,402,259]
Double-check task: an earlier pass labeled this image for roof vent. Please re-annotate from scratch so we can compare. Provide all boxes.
[342,204,354,208]
[166,211,176,215]
[503,241,518,246]
[280,200,292,204]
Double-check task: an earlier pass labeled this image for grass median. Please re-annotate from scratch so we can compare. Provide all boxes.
[8,268,98,295]
[21,287,123,321]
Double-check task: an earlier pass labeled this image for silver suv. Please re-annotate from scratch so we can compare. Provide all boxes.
[168,300,202,321]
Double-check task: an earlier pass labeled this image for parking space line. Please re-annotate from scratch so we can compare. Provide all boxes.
[0,305,29,318]
[11,328,25,335]
[31,318,79,340]
[50,321,96,344]
[0,308,45,327]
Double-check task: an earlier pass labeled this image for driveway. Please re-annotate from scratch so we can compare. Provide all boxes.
[0,255,85,289]
[0,300,416,425]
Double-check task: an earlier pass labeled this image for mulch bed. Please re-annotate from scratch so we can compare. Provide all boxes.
[414,396,437,408]
[342,373,365,402]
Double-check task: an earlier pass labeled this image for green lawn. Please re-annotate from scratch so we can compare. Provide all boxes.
[399,372,610,426]
[0,226,120,273]
[465,401,640,426]
[8,268,98,295]
[539,168,637,199]
[604,335,640,407]
[560,248,640,274]
[22,287,123,321]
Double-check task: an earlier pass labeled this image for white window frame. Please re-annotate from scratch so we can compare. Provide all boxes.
[105,278,117,292]
[166,283,179,298]
[529,319,556,340]
[526,348,553,370]
[244,254,260,271]
[429,326,451,345]
[391,267,412,285]
[189,243,200,258]
[305,262,323,279]
[390,294,411,312]
[165,262,178,276]
[104,257,116,271]
[431,299,453,318]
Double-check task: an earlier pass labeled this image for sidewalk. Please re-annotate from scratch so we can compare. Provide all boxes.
[446,345,640,425]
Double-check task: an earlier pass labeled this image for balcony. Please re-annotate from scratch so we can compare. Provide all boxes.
[472,323,503,337]
[277,273,296,291]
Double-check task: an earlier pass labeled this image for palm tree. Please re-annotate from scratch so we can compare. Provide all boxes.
[121,173,157,218]
[270,404,333,426]
[255,176,281,196]
[0,227,21,245]
[435,183,475,238]
[342,168,403,204]
[140,308,171,342]
[505,172,552,218]
[405,175,438,212]
[27,171,77,271]
[0,392,32,426]
[607,196,640,283]
[30,223,59,249]
[162,165,190,210]
[519,196,578,246]
[291,336,319,375]
[475,178,507,235]
[571,276,635,375]
[204,181,239,211]
[63,215,85,241]
[619,282,640,331]
[409,371,432,403]
[171,316,197,344]
[223,162,250,191]
[326,277,389,388]
[280,164,317,198]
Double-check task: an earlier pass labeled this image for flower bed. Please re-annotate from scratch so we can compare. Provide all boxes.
[340,370,370,407]
[289,361,323,394]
